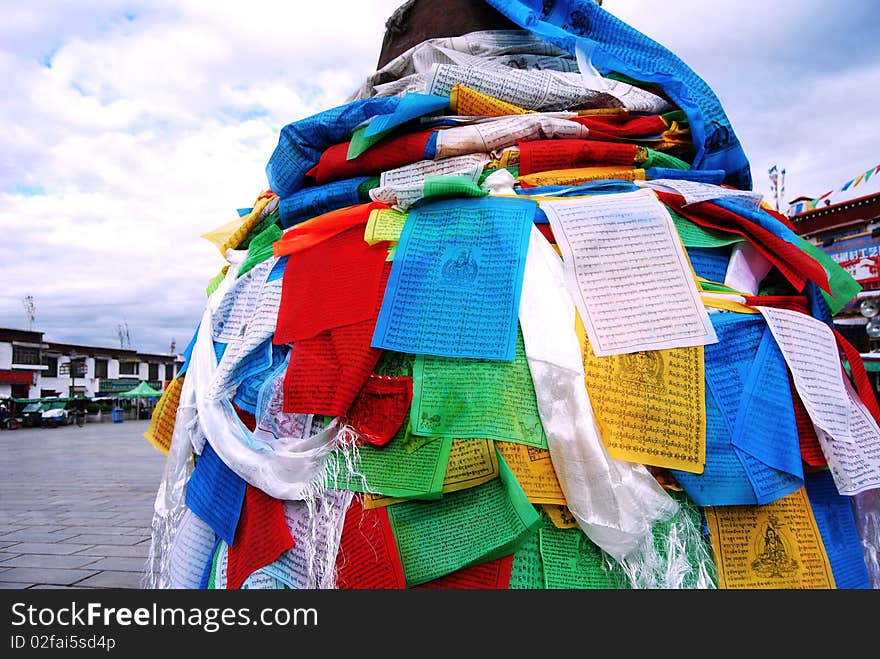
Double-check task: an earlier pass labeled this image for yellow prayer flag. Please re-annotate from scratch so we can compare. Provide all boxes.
[200,193,276,256]
[486,147,520,170]
[495,441,567,504]
[518,166,645,187]
[220,194,276,254]
[656,121,691,154]
[700,293,759,314]
[364,207,408,245]
[542,504,580,529]
[143,375,184,455]
[201,217,244,255]
[449,84,533,117]
[704,487,836,589]
[576,313,706,473]
[575,108,628,117]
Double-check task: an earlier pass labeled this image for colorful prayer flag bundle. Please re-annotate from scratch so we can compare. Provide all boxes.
[144,0,880,590]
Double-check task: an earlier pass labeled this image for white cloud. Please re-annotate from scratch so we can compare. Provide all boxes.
[0,0,402,352]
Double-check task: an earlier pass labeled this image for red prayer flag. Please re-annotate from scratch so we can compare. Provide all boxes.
[791,377,826,467]
[232,402,257,432]
[283,319,384,416]
[518,139,637,175]
[834,328,880,428]
[414,555,514,589]
[282,262,391,416]
[659,192,830,294]
[336,496,406,589]
[742,295,810,315]
[535,223,555,244]
[307,129,434,186]
[570,112,667,138]
[343,374,413,447]
[275,223,389,343]
[227,485,295,590]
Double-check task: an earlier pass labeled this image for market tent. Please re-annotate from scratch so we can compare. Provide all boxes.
[118,381,164,398]
[118,381,163,420]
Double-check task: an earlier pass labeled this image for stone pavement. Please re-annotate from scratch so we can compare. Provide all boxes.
[0,418,166,589]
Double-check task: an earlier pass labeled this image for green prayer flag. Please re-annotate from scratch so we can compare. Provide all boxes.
[237,208,279,250]
[661,109,689,125]
[325,421,452,500]
[539,520,628,589]
[206,541,223,589]
[358,175,381,200]
[385,447,540,587]
[347,124,392,160]
[699,280,742,294]
[206,268,227,297]
[643,148,691,170]
[669,207,744,248]
[797,236,862,315]
[374,350,414,378]
[411,329,548,449]
[509,529,545,589]
[478,165,519,186]
[238,223,282,277]
[421,174,489,202]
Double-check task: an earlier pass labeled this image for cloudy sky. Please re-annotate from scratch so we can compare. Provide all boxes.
[1,0,878,355]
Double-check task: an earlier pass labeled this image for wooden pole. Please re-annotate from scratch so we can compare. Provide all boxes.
[377,0,519,69]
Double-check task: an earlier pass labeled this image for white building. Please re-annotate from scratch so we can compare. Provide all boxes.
[0,327,183,401]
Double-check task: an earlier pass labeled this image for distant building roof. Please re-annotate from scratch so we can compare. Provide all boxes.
[0,328,44,344]
[1,331,182,362]
[790,191,880,238]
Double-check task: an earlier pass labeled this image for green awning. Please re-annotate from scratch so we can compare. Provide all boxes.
[13,396,88,404]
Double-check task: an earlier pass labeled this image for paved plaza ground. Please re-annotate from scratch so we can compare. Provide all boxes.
[0,418,166,589]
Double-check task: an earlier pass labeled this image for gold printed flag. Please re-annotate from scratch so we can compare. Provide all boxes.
[496,441,567,504]
[450,84,532,117]
[143,375,184,455]
[705,487,836,589]
[577,313,706,473]
[519,166,645,187]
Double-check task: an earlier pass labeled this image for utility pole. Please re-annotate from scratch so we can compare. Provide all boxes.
[67,353,85,398]
[116,321,131,349]
[769,164,786,213]
[22,296,36,331]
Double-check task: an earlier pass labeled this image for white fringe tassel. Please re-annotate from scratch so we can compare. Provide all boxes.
[613,509,717,590]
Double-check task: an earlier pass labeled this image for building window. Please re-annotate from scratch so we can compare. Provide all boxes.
[95,359,108,379]
[12,345,41,366]
[119,361,138,375]
[43,356,58,377]
[148,363,159,381]
[165,363,175,379]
